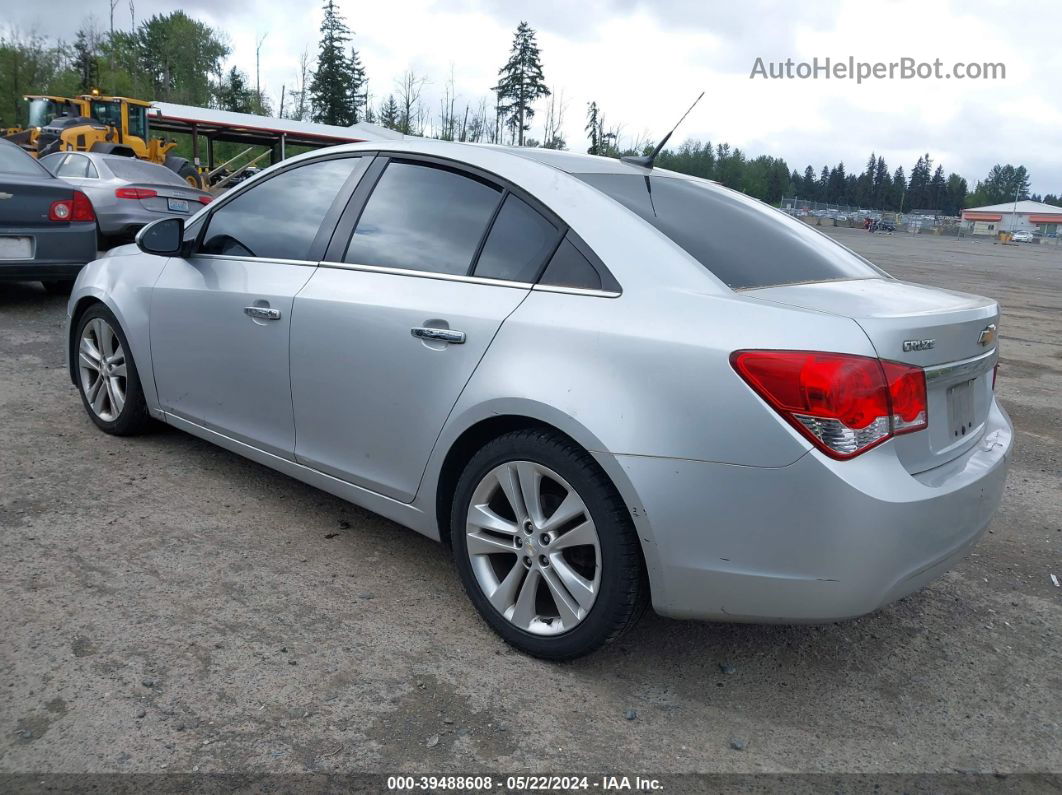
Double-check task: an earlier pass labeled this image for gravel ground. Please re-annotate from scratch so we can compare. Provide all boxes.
[0,227,1059,778]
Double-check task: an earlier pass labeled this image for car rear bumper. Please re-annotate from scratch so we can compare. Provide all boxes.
[0,223,97,281]
[610,399,1012,622]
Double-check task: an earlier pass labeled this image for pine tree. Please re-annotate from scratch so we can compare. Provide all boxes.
[928,165,947,212]
[72,29,99,93]
[803,165,816,200]
[309,0,355,126]
[349,46,367,123]
[494,21,550,146]
[585,101,600,155]
[379,94,400,130]
[215,66,254,113]
[893,166,907,211]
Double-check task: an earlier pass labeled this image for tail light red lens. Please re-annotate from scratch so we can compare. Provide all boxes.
[49,191,96,222]
[115,187,158,199]
[731,350,928,459]
[197,195,213,205]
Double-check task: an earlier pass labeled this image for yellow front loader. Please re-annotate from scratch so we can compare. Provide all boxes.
[4,93,202,187]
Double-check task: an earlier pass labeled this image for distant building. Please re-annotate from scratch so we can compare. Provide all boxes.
[962,200,1062,237]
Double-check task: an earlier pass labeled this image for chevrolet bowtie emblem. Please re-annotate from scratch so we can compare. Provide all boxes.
[0,192,13,200]
[978,324,997,347]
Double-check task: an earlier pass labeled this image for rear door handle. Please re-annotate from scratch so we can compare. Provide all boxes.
[244,306,282,321]
[411,327,465,344]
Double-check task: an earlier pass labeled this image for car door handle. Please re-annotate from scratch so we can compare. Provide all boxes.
[411,327,465,344]
[244,306,282,321]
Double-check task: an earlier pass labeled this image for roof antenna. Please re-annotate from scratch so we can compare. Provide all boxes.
[621,91,704,170]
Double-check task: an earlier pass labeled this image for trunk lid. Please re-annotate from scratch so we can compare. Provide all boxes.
[123,182,207,215]
[0,174,74,226]
[744,278,999,473]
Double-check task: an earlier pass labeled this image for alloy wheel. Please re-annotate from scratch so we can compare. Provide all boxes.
[465,461,601,636]
[78,317,127,422]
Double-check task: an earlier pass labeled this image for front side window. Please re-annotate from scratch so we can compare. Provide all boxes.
[575,174,885,290]
[90,100,122,130]
[344,160,502,275]
[473,194,561,282]
[199,157,364,260]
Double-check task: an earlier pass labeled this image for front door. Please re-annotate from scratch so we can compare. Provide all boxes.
[150,155,368,458]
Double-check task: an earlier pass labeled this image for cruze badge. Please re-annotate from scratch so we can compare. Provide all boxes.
[978,324,997,347]
[902,339,935,352]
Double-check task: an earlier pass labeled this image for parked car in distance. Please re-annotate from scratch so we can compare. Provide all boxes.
[40,151,212,245]
[1011,230,1034,242]
[0,138,98,293]
[66,140,1013,659]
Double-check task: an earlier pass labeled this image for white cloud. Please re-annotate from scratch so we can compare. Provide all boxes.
[5,0,1061,192]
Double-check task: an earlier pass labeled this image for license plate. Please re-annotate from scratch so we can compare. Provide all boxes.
[0,235,33,260]
[167,198,190,212]
[947,379,976,439]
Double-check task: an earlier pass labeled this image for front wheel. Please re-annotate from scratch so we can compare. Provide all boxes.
[451,429,647,660]
[74,304,151,435]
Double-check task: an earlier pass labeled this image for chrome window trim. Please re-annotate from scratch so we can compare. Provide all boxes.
[318,260,531,289]
[192,253,317,268]
[317,260,622,297]
[532,283,622,299]
[923,348,997,382]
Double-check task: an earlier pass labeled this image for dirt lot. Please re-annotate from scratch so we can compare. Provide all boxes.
[1,227,1059,779]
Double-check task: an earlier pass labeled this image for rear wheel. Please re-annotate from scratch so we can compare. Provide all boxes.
[451,429,647,660]
[74,304,151,436]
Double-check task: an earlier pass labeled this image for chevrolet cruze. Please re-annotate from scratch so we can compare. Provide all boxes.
[66,140,1012,659]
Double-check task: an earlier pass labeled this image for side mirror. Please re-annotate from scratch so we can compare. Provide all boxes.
[135,217,184,256]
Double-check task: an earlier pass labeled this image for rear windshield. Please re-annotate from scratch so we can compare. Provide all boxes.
[0,144,49,177]
[574,173,884,289]
[108,158,185,186]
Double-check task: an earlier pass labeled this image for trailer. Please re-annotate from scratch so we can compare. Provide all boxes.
[147,102,400,177]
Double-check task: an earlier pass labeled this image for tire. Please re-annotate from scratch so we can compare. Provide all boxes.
[165,155,203,189]
[74,304,151,436]
[42,279,75,295]
[451,429,647,660]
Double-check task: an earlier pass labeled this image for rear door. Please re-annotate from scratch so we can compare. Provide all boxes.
[291,157,563,501]
[150,155,369,458]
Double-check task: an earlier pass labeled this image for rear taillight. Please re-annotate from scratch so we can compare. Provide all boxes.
[731,350,928,459]
[49,191,96,222]
[197,195,213,205]
[115,187,158,199]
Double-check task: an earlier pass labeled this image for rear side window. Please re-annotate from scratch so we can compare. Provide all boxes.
[56,155,97,179]
[200,157,364,260]
[574,174,884,289]
[539,237,602,290]
[0,144,48,176]
[473,194,561,282]
[345,161,502,275]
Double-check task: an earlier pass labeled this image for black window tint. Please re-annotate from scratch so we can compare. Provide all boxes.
[575,174,884,289]
[473,194,560,282]
[201,157,363,260]
[345,161,501,275]
[539,237,602,290]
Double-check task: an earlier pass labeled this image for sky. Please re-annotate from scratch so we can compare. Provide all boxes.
[7,0,1061,194]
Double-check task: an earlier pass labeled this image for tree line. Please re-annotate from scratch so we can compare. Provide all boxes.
[2,5,1058,213]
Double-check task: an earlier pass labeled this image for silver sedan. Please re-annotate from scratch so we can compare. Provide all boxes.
[40,151,212,244]
[64,140,1012,659]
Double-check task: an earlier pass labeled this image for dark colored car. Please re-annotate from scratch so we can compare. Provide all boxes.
[0,139,98,293]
